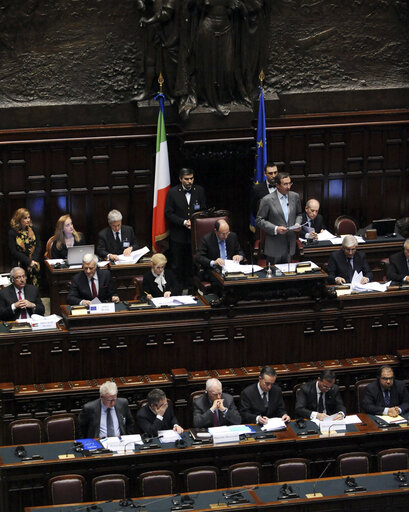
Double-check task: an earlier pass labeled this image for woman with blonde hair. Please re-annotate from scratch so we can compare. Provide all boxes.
[8,208,42,286]
[143,253,181,299]
[51,214,86,259]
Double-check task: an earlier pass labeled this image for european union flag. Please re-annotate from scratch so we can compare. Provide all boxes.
[250,87,267,231]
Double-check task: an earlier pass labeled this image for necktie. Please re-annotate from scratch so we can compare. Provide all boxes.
[18,291,27,319]
[106,407,115,437]
[91,278,98,298]
[213,410,219,427]
[384,391,391,407]
[218,240,227,260]
[281,195,288,222]
[318,392,324,413]
[262,392,268,408]
[115,232,122,252]
[347,258,354,281]
[406,259,409,271]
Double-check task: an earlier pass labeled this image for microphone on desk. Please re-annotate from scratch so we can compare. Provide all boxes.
[312,461,332,496]
[247,240,255,277]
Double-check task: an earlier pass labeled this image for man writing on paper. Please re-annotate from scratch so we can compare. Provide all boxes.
[300,199,325,240]
[0,267,45,320]
[136,388,183,436]
[193,378,241,428]
[256,172,302,264]
[327,235,373,285]
[295,370,346,421]
[240,366,290,425]
[67,253,120,306]
[78,381,134,438]
[362,365,409,418]
[97,209,138,262]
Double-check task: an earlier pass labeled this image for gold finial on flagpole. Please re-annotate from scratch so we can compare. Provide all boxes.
[259,69,265,90]
[158,72,164,93]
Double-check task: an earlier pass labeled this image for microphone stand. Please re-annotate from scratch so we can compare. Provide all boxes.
[310,461,332,497]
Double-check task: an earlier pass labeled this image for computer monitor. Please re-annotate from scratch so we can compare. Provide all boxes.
[372,218,396,237]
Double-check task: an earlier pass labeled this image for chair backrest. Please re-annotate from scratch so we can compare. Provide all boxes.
[228,462,261,487]
[355,378,375,413]
[273,458,310,482]
[377,448,409,472]
[334,215,358,235]
[44,413,77,442]
[92,474,129,501]
[133,275,144,300]
[138,470,175,496]
[185,466,218,492]
[9,418,43,444]
[191,210,231,256]
[44,235,56,259]
[336,452,370,476]
[49,474,86,505]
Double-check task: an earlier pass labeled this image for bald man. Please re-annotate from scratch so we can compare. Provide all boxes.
[300,199,325,240]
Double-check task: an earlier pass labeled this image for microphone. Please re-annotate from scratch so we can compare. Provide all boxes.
[247,240,255,277]
[312,461,332,496]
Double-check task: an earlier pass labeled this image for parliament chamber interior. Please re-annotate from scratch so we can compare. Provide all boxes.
[0,1,409,511]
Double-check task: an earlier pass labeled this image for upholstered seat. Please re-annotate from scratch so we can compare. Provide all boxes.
[49,474,86,505]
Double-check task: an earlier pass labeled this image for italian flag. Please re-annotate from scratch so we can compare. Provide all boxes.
[152,94,170,252]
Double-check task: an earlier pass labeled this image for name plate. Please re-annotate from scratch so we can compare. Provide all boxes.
[89,303,116,314]
[32,320,57,331]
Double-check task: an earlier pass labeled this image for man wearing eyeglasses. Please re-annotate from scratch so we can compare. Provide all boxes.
[256,172,302,264]
[240,366,290,425]
[78,381,134,438]
[295,370,346,421]
[362,365,409,417]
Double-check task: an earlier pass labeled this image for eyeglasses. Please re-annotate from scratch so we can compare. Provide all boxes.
[380,376,394,381]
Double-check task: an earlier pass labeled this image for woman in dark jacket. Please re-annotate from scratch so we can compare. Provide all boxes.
[143,253,181,299]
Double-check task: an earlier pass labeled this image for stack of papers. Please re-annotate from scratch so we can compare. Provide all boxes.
[158,429,182,443]
[260,418,286,431]
[115,246,150,264]
[100,434,143,452]
[208,425,255,444]
[313,414,361,434]
[274,261,319,273]
[150,295,197,307]
[351,271,391,292]
[376,414,407,424]
[222,260,263,274]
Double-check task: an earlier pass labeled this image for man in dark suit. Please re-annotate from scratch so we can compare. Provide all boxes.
[78,381,134,438]
[295,370,346,420]
[362,365,409,417]
[165,168,206,288]
[0,267,45,321]
[96,209,138,262]
[386,239,409,283]
[251,162,278,216]
[196,219,244,282]
[67,253,120,305]
[300,199,325,240]
[327,235,373,285]
[256,172,302,264]
[193,378,241,428]
[240,366,290,425]
[136,388,183,436]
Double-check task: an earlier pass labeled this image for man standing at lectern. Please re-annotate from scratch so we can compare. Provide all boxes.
[256,172,302,264]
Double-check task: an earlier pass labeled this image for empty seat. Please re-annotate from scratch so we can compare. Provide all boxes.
[92,474,129,501]
[378,448,409,472]
[184,466,218,492]
[336,452,370,476]
[44,413,76,442]
[334,215,358,235]
[273,458,310,482]
[138,470,175,496]
[9,419,43,444]
[49,474,86,505]
[228,462,261,487]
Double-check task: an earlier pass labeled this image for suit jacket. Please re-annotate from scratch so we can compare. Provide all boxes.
[51,233,86,259]
[193,392,241,428]
[67,268,116,305]
[142,269,181,298]
[362,379,409,415]
[251,181,274,216]
[196,231,244,270]
[387,251,409,282]
[78,397,134,438]
[327,249,373,284]
[0,284,45,321]
[300,212,325,238]
[165,185,206,244]
[8,227,42,268]
[96,225,138,260]
[136,403,179,435]
[240,383,287,424]
[256,190,302,260]
[295,380,346,419]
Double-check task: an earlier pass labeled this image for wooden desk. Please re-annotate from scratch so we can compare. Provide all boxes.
[44,259,151,314]
[2,414,408,511]
[25,471,409,512]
